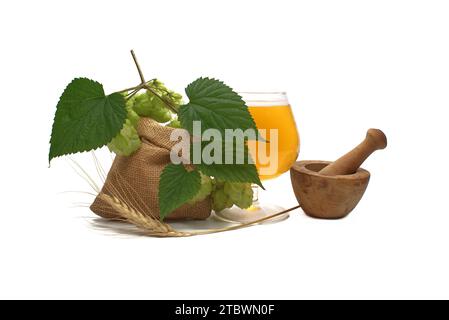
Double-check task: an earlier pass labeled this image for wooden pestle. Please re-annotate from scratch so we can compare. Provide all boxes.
[319,129,387,176]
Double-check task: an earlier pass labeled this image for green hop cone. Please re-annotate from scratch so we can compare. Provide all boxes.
[166,91,183,110]
[188,174,213,204]
[126,103,140,128]
[148,79,165,91]
[237,183,254,209]
[167,119,182,128]
[107,119,141,156]
[224,182,253,209]
[147,79,183,110]
[214,179,225,189]
[131,93,147,114]
[212,188,234,212]
[132,92,172,123]
[148,80,182,101]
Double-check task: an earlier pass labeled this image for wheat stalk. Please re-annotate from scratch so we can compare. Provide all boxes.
[99,192,299,237]
[98,193,192,237]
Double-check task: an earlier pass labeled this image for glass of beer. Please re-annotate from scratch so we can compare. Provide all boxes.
[215,92,300,223]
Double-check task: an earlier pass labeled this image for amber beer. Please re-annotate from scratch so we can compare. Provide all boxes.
[247,104,300,180]
[214,92,299,223]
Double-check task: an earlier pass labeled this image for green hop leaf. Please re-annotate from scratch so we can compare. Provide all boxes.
[197,162,261,188]
[179,77,264,188]
[159,164,201,219]
[179,77,258,136]
[192,140,263,188]
[49,78,127,162]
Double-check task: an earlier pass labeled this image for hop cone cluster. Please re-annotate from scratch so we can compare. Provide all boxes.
[212,180,253,212]
[109,80,182,155]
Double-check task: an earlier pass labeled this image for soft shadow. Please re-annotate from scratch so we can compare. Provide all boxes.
[87,213,237,238]
[88,218,149,238]
[169,214,236,231]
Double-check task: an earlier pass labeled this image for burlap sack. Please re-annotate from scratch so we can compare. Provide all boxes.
[90,118,211,220]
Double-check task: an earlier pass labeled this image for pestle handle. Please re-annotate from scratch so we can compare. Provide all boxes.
[319,129,387,176]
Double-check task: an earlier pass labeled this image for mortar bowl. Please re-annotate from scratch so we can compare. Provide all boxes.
[290,160,370,219]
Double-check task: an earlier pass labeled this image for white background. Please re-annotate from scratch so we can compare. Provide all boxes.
[1,0,448,299]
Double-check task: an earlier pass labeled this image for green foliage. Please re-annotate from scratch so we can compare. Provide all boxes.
[192,140,263,188]
[158,164,201,220]
[49,78,126,162]
[179,78,264,188]
[179,77,258,136]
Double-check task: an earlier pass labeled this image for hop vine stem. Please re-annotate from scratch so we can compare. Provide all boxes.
[116,50,178,114]
[130,49,146,83]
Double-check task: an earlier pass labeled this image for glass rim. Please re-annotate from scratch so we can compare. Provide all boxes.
[238,91,289,106]
[238,91,287,95]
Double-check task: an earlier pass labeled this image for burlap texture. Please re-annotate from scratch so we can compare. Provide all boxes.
[90,118,211,220]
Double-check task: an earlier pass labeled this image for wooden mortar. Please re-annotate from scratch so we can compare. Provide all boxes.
[290,129,387,219]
